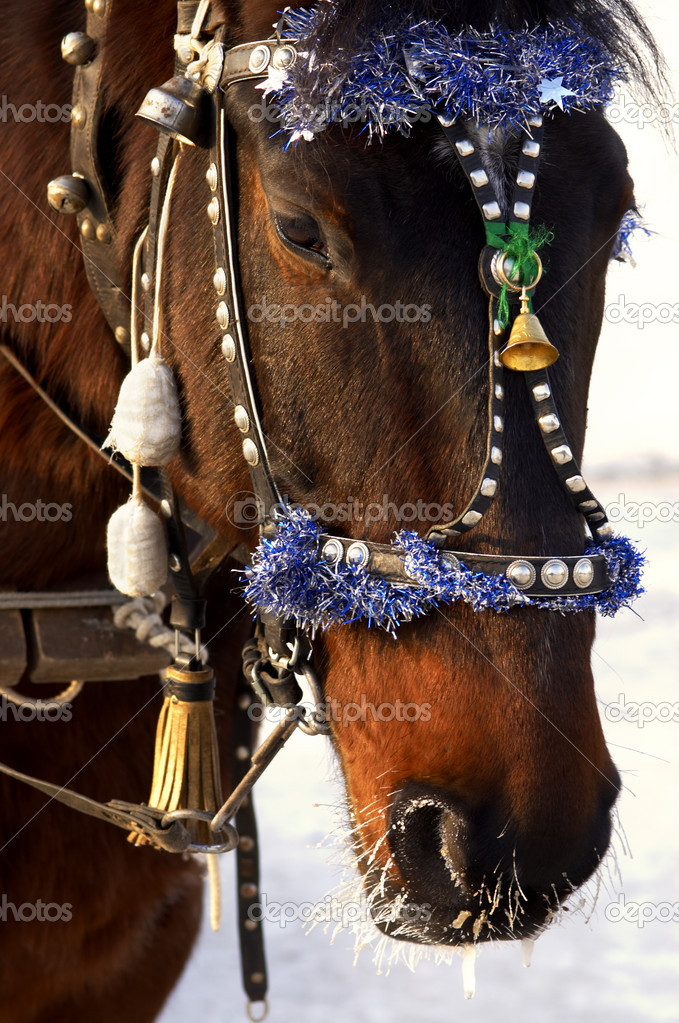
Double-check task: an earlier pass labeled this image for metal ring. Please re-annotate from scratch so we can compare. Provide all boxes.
[247,998,269,1022]
[493,250,543,292]
[160,809,239,853]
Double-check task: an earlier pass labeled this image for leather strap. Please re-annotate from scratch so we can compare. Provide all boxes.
[69,0,131,347]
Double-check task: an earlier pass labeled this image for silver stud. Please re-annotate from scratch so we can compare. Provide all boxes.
[493,320,504,337]
[160,499,173,518]
[480,478,497,498]
[565,475,587,493]
[506,560,536,589]
[442,553,460,572]
[213,267,226,295]
[240,882,258,899]
[491,446,502,465]
[527,115,543,128]
[140,331,151,352]
[235,746,250,761]
[244,919,258,932]
[234,405,249,432]
[522,140,540,158]
[550,444,572,464]
[248,44,271,75]
[455,140,474,157]
[169,554,182,572]
[207,197,220,224]
[92,0,105,14]
[516,170,535,189]
[222,334,236,362]
[494,415,504,433]
[482,201,502,220]
[114,325,129,346]
[597,524,614,539]
[579,500,599,512]
[346,542,370,569]
[216,302,230,328]
[532,383,550,401]
[470,168,489,188]
[239,835,255,852]
[538,413,560,433]
[541,559,569,589]
[588,512,606,522]
[271,44,297,71]
[494,384,504,400]
[96,222,111,244]
[80,218,95,240]
[514,201,531,221]
[141,272,151,292]
[461,509,483,526]
[206,163,218,191]
[150,156,160,176]
[494,350,502,366]
[322,538,343,564]
[242,438,259,466]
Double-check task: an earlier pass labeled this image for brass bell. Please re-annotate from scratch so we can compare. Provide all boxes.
[136,76,209,146]
[500,288,559,372]
[60,31,96,65]
[46,174,90,215]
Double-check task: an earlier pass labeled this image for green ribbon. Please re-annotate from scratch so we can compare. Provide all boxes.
[485,221,553,327]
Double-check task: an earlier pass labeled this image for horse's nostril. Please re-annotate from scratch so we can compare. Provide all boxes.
[388,784,472,899]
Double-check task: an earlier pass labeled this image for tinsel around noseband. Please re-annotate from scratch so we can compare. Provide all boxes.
[242,509,644,634]
[263,9,624,141]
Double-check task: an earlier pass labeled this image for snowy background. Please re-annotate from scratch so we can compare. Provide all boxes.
[161,3,679,1019]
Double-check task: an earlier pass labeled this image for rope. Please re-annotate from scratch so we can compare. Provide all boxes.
[112,591,209,663]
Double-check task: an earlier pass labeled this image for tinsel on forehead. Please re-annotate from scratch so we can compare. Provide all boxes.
[265,7,625,141]
[241,508,644,634]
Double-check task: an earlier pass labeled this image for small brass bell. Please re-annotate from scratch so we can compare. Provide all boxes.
[60,31,96,65]
[500,288,559,372]
[46,174,90,215]
[136,76,209,146]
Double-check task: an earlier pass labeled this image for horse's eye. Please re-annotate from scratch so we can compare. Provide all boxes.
[273,212,331,266]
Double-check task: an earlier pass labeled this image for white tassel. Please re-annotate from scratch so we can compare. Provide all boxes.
[107,494,168,597]
[104,353,181,467]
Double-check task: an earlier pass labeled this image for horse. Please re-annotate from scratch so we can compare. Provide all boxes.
[0,0,659,1019]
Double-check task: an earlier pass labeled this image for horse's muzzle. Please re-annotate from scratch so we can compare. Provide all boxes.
[368,776,620,945]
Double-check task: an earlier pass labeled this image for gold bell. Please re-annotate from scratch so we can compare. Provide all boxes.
[500,288,559,372]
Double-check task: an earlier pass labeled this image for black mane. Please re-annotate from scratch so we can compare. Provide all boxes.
[300,0,664,101]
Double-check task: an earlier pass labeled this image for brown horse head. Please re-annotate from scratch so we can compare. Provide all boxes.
[1,0,658,980]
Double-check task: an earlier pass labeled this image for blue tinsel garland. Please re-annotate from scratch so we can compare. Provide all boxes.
[242,508,645,634]
[261,8,624,141]
[612,209,650,264]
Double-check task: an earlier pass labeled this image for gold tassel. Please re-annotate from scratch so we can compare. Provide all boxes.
[131,665,223,847]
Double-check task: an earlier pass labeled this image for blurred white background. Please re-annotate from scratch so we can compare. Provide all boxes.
[161,3,679,1019]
